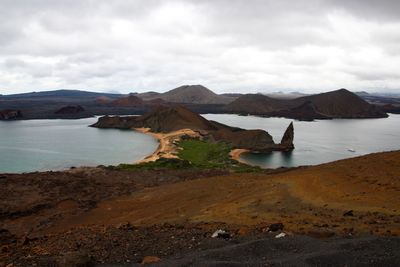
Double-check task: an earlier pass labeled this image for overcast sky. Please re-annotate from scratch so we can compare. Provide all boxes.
[1,0,400,94]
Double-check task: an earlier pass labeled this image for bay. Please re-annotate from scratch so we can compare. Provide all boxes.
[0,117,158,173]
[203,114,400,168]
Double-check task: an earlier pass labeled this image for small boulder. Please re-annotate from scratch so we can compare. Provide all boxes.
[268,223,284,232]
[343,210,354,217]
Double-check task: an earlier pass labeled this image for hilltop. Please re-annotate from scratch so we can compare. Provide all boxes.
[138,85,236,104]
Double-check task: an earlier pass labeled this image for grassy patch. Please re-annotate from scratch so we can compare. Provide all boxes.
[177,139,232,168]
[111,138,262,172]
[177,139,262,172]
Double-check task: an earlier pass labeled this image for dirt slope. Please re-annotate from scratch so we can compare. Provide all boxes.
[48,151,400,236]
[2,151,400,266]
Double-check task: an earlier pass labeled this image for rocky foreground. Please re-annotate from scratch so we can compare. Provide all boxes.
[1,151,400,266]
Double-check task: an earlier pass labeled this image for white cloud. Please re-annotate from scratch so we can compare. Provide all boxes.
[0,0,399,94]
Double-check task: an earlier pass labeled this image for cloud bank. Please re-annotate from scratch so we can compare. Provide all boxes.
[1,0,400,94]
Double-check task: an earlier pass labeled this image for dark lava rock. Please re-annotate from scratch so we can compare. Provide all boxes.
[0,229,16,245]
[0,109,22,120]
[268,223,284,232]
[55,105,85,114]
[276,122,295,151]
[343,210,354,217]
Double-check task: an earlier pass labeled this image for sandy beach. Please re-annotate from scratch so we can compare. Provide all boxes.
[229,148,250,164]
[134,128,201,163]
[135,129,252,165]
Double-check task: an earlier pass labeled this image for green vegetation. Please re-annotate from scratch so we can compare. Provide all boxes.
[112,138,262,172]
[177,139,232,168]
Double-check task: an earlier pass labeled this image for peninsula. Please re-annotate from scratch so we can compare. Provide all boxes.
[91,106,294,162]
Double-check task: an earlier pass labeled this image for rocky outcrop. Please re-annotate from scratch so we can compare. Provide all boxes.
[211,128,275,151]
[55,105,85,114]
[0,109,22,120]
[276,122,294,151]
[92,106,295,152]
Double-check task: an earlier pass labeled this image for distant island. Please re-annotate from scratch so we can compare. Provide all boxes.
[1,85,396,120]
[225,88,388,120]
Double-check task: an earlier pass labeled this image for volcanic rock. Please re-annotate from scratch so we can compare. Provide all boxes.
[268,223,284,232]
[55,105,85,114]
[279,122,294,150]
[0,109,22,120]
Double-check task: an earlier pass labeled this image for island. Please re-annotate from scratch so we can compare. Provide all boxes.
[91,106,294,163]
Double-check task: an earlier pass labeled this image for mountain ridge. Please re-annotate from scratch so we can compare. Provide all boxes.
[226,88,388,120]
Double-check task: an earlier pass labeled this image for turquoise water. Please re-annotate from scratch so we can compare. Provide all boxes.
[203,114,400,168]
[0,118,158,173]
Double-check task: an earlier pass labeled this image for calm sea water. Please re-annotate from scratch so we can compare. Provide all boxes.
[203,114,400,168]
[1,114,399,173]
[0,118,158,173]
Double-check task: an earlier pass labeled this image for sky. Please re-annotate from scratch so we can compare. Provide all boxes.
[1,0,400,95]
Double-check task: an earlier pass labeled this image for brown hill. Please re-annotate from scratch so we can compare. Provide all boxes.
[111,95,145,107]
[226,89,388,120]
[92,106,217,132]
[139,85,236,104]
[136,91,161,100]
[297,89,387,118]
[95,96,113,104]
[225,94,293,114]
[92,106,293,152]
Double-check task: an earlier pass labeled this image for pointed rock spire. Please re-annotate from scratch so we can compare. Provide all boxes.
[280,122,294,150]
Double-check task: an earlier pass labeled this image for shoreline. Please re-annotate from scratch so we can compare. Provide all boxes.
[134,128,201,163]
[229,148,250,164]
[134,128,254,166]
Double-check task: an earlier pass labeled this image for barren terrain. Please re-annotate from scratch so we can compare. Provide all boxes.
[1,151,400,266]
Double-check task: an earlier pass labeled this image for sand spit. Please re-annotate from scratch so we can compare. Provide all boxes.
[134,128,201,163]
[229,148,250,164]
[135,128,252,165]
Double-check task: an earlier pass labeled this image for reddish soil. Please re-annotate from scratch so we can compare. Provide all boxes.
[1,151,400,266]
